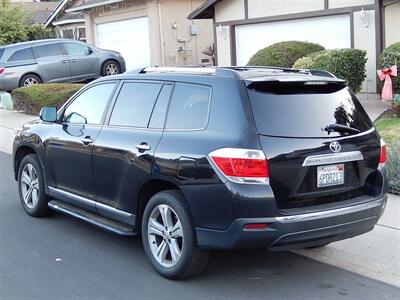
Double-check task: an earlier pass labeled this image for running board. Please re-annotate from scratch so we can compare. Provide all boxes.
[48,200,137,236]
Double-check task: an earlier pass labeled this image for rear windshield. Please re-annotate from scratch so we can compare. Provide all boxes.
[247,83,373,138]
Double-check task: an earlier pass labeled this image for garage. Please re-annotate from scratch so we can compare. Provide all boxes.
[235,15,351,65]
[95,17,151,71]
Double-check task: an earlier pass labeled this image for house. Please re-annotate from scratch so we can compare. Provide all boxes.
[189,0,400,93]
[45,0,214,70]
[8,1,59,25]
[44,0,86,41]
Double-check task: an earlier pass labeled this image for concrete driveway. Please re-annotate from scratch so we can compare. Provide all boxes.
[0,106,399,298]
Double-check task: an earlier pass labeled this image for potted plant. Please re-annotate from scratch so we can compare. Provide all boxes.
[393,94,400,116]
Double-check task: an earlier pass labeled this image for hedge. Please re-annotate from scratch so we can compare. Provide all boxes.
[378,42,400,94]
[247,41,325,68]
[386,142,400,195]
[12,83,83,115]
[293,49,367,93]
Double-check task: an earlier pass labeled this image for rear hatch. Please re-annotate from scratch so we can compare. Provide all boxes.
[246,78,383,210]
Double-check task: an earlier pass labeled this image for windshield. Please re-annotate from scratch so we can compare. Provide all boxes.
[247,85,373,138]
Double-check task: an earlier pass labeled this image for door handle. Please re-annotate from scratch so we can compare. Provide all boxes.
[136,143,151,151]
[61,59,69,63]
[82,137,93,145]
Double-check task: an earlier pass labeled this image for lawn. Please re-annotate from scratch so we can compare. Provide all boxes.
[375,117,400,147]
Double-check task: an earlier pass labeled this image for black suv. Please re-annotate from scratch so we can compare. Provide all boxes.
[13,67,388,279]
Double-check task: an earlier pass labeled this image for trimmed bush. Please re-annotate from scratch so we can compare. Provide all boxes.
[387,142,400,195]
[293,49,367,93]
[247,41,325,68]
[378,42,400,94]
[12,83,83,115]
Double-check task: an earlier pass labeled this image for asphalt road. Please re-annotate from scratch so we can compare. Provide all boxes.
[0,151,399,300]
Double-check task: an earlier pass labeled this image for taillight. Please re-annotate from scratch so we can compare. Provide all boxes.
[208,148,269,184]
[379,139,386,168]
[0,67,5,74]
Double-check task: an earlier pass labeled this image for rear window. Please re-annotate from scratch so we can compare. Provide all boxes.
[166,83,211,130]
[247,83,373,138]
[8,48,34,62]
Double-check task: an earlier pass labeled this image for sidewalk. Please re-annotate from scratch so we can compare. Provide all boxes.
[357,93,392,121]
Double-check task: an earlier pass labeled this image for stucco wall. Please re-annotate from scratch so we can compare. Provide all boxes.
[384,2,400,47]
[86,0,212,67]
[248,0,324,19]
[215,0,245,22]
[216,25,231,66]
[353,9,376,93]
[329,0,374,9]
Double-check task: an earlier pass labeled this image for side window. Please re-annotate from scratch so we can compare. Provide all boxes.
[63,83,115,124]
[8,48,34,62]
[33,43,63,59]
[149,84,172,129]
[63,42,88,56]
[166,83,211,130]
[109,82,162,128]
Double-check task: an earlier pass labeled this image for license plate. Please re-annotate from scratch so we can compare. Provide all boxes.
[317,164,344,188]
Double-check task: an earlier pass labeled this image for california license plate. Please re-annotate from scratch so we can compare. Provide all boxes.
[317,164,344,188]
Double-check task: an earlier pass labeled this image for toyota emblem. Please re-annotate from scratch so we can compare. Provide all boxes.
[329,141,341,153]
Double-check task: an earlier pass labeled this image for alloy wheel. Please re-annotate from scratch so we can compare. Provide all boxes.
[23,77,39,86]
[105,63,119,75]
[147,204,184,268]
[20,163,39,209]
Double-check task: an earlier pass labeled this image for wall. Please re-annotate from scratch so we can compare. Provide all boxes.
[353,9,377,93]
[216,25,231,66]
[215,0,245,22]
[248,0,324,19]
[151,0,214,66]
[85,0,213,67]
[384,1,400,47]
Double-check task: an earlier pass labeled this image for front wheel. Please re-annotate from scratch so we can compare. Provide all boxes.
[17,154,51,217]
[142,190,209,279]
[101,61,120,76]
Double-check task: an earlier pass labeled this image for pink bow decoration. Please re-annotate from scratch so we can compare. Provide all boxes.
[377,65,397,101]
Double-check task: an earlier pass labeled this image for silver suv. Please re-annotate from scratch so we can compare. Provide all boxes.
[0,39,126,91]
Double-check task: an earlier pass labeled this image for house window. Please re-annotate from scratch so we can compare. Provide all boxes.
[78,27,86,42]
[61,29,74,39]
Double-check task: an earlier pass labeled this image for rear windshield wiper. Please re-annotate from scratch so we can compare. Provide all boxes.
[324,124,361,135]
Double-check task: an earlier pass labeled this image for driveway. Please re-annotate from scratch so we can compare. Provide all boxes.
[0,151,399,300]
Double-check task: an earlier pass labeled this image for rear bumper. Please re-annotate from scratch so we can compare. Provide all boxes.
[0,74,20,91]
[196,194,387,250]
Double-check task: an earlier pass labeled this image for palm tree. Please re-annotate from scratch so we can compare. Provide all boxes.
[202,44,216,66]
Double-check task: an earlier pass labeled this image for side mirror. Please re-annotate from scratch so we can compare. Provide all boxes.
[84,48,93,55]
[39,106,57,122]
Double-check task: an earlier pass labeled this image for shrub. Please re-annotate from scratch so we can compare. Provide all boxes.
[26,24,55,41]
[12,84,83,115]
[293,49,367,93]
[247,41,325,68]
[378,42,400,94]
[386,142,400,195]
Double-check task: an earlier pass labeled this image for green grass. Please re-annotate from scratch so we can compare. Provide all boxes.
[375,117,400,147]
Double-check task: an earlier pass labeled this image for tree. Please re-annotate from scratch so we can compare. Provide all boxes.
[0,5,54,46]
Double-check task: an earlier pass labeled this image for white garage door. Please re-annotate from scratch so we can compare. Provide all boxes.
[235,15,351,65]
[96,17,150,71]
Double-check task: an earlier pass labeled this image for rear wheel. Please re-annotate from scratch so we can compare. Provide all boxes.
[19,74,42,87]
[17,154,50,217]
[142,190,209,279]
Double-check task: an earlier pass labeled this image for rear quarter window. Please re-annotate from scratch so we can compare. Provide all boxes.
[166,83,211,130]
[0,48,4,61]
[8,48,34,62]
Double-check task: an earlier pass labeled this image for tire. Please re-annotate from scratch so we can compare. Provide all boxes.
[19,74,42,87]
[142,190,210,279]
[17,154,51,217]
[101,60,120,76]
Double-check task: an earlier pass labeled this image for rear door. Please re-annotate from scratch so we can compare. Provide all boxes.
[32,42,71,82]
[62,41,98,80]
[93,81,171,214]
[246,80,381,210]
